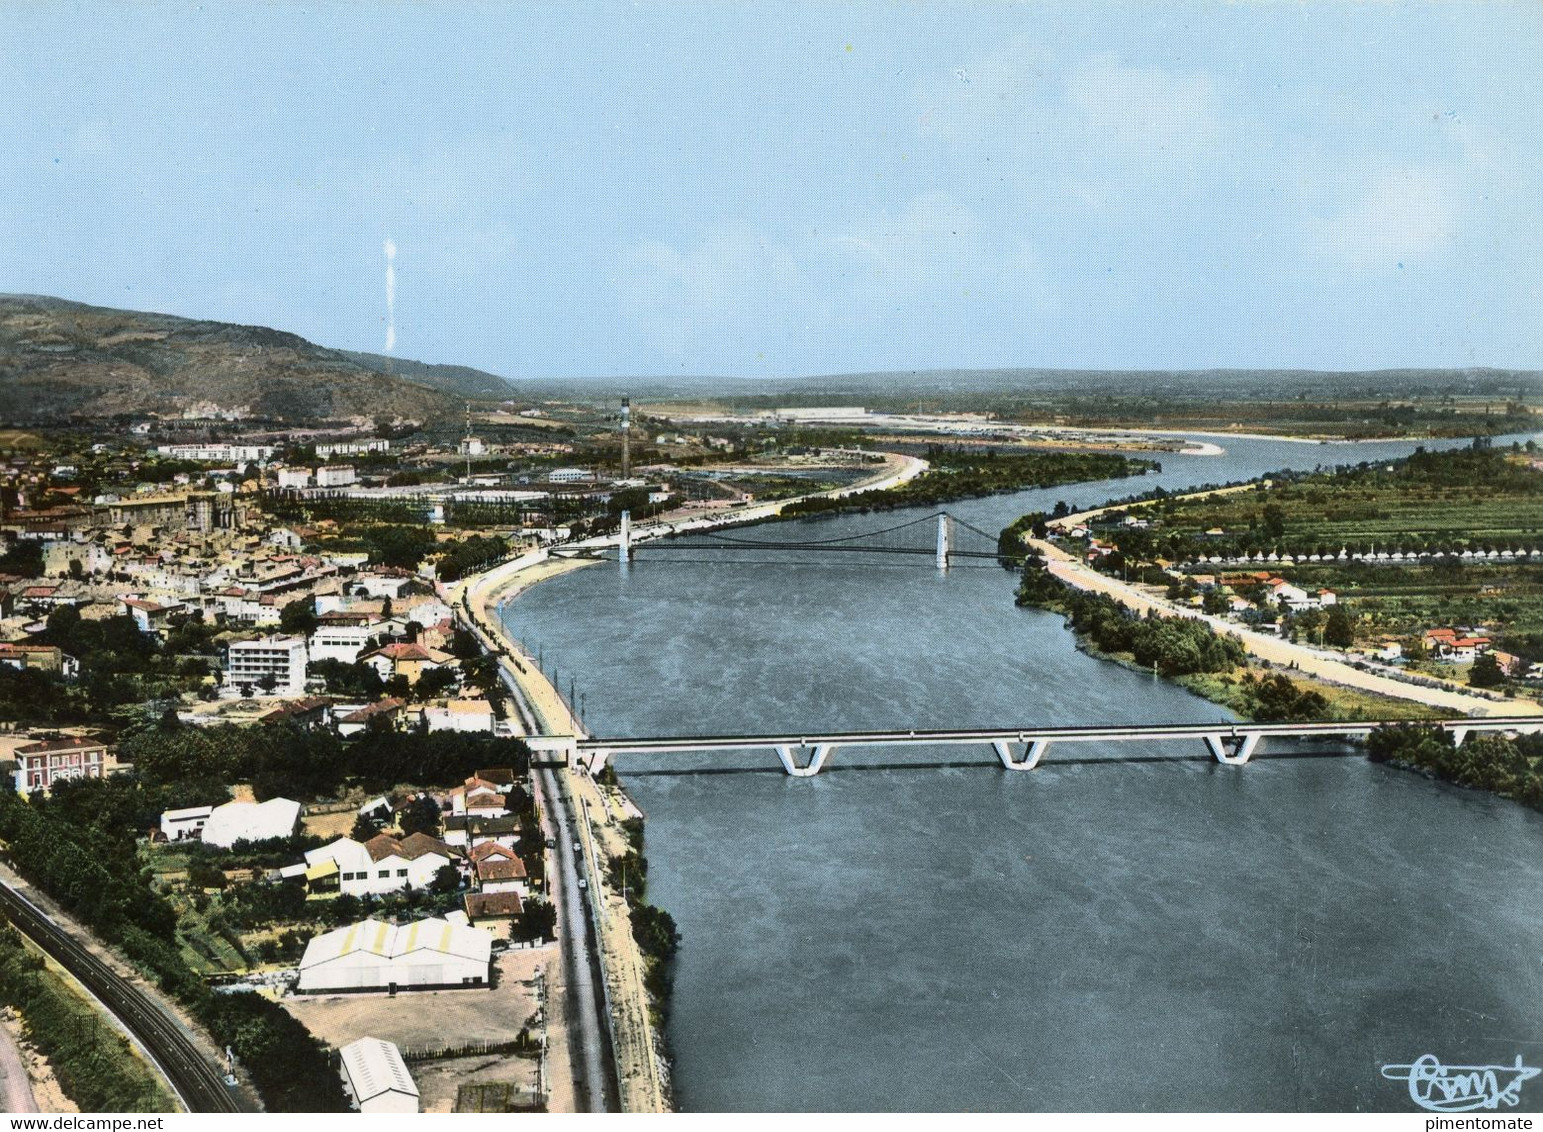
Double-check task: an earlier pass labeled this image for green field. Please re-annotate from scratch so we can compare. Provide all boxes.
[1092,444,1543,668]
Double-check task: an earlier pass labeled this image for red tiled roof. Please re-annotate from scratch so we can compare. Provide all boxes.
[16,737,110,755]
[476,857,527,882]
[464,891,523,919]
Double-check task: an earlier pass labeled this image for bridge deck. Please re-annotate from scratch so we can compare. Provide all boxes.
[573,715,1540,755]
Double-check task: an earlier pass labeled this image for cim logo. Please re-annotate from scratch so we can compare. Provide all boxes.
[1382,1054,1541,1112]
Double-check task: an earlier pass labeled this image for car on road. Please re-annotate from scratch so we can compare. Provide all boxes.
[577,878,588,890]
[572,841,582,853]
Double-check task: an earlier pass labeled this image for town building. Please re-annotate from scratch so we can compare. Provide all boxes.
[463,891,523,931]
[295,917,493,994]
[315,465,357,488]
[360,641,453,686]
[338,1037,419,1114]
[0,643,79,678]
[201,797,302,848]
[161,805,214,842]
[223,634,308,696]
[155,443,275,463]
[11,737,119,793]
[470,843,529,897]
[421,698,496,734]
[308,622,375,664]
[119,596,185,634]
[302,833,458,897]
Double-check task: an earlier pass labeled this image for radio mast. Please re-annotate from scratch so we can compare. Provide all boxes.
[620,396,631,479]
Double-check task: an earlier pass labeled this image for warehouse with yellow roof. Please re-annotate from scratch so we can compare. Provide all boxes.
[295,915,493,993]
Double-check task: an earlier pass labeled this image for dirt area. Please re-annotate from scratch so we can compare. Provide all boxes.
[413,1053,538,1113]
[282,947,551,1112]
[300,808,356,840]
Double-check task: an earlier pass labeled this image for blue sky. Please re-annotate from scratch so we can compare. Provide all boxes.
[2,2,1540,378]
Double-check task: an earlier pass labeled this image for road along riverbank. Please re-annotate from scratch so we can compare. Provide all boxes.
[1024,534,1543,719]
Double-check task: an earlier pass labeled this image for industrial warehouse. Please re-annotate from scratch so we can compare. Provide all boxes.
[295,917,494,994]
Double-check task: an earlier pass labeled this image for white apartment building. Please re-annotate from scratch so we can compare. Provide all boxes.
[308,623,375,664]
[276,468,312,490]
[316,464,358,488]
[156,443,275,463]
[223,635,308,696]
[316,439,390,458]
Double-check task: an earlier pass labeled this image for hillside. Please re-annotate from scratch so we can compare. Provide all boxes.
[0,295,463,423]
[338,350,512,399]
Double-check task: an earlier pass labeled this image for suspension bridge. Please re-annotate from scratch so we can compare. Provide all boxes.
[557,510,1017,568]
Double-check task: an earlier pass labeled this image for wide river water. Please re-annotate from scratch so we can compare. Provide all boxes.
[502,432,1543,1112]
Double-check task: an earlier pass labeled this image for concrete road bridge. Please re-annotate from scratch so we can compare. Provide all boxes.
[524,716,1543,778]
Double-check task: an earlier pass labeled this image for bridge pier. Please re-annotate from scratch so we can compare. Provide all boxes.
[1449,727,1469,747]
[618,510,631,565]
[991,737,1050,770]
[936,514,951,571]
[587,749,612,775]
[1204,731,1261,765]
[775,743,836,777]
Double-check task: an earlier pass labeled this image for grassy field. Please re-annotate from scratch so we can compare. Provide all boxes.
[1119,445,1543,556]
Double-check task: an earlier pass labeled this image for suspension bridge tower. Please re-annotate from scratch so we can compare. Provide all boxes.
[619,509,631,564]
[936,513,951,570]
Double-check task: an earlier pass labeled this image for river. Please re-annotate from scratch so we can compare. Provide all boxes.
[501,431,1543,1111]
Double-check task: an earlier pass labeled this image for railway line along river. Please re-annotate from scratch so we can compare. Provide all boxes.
[500,432,1543,1112]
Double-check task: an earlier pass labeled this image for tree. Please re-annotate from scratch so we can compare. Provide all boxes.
[279,601,319,636]
[1323,605,1355,649]
[398,795,442,838]
[430,864,461,895]
[1470,652,1505,688]
[1261,502,1287,541]
[350,813,382,841]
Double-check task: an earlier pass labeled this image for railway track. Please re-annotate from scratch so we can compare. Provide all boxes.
[0,882,241,1113]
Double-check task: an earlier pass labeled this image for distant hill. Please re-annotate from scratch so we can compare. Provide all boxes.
[524,367,1542,403]
[0,295,466,423]
[339,350,513,399]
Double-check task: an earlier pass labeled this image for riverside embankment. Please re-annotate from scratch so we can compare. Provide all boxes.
[442,448,937,1112]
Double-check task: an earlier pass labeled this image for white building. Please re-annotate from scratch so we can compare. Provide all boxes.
[316,464,357,488]
[156,443,276,463]
[201,797,302,848]
[224,635,308,696]
[276,468,312,490]
[307,623,375,664]
[160,805,214,842]
[338,1037,418,1114]
[316,439,390,459]
[303,833,457,898]
[422,699,496,734]
[295,917,493,994]
[352,574,412,600]
[547,467,593,483]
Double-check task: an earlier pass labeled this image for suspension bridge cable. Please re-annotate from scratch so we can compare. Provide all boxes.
[684,510,947,547]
